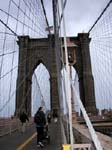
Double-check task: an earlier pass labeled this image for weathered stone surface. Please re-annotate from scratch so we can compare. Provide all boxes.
[16,33,97,116]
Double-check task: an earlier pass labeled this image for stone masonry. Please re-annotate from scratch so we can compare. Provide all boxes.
[16,33,96,116]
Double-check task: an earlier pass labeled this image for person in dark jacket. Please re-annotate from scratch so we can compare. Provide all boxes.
[47,113,51,123]
[19,110,29,133]
[34,106,46,147]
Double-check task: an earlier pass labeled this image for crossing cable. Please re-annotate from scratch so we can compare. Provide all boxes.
[40,0,51,35]
[0,18,18,37]
[16,85,31,116]
[0,51,17,57]
[0,0,12,78]
[89,0,112,33]
[60,0,74,147]
[0,32,16,36]
[58,0,67,30]
[0,52,39,113]
[19,0,47,36]
[22,0,27,34]
[72,82,103,150]
[0,1,12,115]
[7,0,21,116]
[0,8,41,36]
[58,2,70,141]
[90,38,112,109]
[0,63,33,113]
[34,73,47,110]
[89,1,112,109]
[0,2,47,36]
[0,51,39,80]
[61,68,70,142]
[0,0,49,39]
[0,0,49,116]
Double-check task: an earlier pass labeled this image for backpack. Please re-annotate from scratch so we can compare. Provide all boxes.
[34,113,42,124]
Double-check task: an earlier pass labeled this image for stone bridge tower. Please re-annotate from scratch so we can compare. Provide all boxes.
[16,33,96,116]
[16,35,60,116]
[63,33,97,114]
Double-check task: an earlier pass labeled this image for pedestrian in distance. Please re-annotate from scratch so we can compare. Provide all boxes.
[47,113,52,123]
[53,109,58,123]
[34,106,46,147]
[19,110,29,133]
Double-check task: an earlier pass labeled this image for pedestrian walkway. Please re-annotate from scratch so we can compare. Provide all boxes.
[24,118,63,150]
[0,118,63,150]
[0,124,35,150]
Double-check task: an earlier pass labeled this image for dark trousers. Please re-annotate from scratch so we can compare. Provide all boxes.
[36,126,44,143]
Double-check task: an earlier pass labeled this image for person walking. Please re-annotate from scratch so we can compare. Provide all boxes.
[47,113,51,123]
[19,110,29,133]
[34,106,46,147]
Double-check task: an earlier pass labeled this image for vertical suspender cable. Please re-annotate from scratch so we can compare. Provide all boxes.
[60,0,74,147]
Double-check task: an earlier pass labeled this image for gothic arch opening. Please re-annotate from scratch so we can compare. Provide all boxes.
[16,34,96,116]
[31,63,50,116]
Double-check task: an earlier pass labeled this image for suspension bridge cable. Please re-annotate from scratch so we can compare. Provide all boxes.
[0,44,48,115]
[0,0,49,117]
[58,0,67,30]
[0,32,15,36]
[72,83,103,150]
[60,0,74,146]
[89,0,112,33]
[0,52,37,80]
[0,51,17,57]
[16,85,31,116]
[0,0,48,37]
[58,3,70,140]
[0,0,12,78]
[0,63,33,113]
[0,1,12,116]
[89,0,112,110]
[34,73,47,110]
[0,18,18,37]
[7,0,21,117]
[0,8,41,36]
[0,49,41,113]
[40,0,51,34]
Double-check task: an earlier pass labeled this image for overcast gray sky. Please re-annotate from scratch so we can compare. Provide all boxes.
[0,0,109,36]
[0,0,111,117]
[44,0,109,36]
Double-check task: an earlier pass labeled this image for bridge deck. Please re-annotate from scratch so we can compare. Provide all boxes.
[0,118,112,150]
[24,119,62,150]
[0,119,62,150]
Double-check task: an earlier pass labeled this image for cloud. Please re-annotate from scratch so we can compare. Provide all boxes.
[43,0,109,36]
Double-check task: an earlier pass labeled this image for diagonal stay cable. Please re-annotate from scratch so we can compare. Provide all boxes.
[16,85,31,116]
[0,64,33,113]
[7,0,21,116]
[0,9,39,35]
[58,0,67,30]
[89,0,112,33]
[0,51,43,112]
[0,51,39,80]
[40,0,51,35]
[34,72,47,110]
[0,32,15,36]
[0,51,17,57]
[0,18,18,37]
